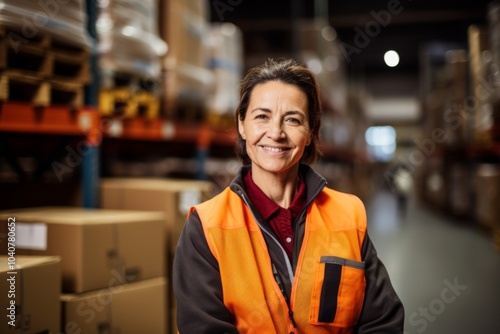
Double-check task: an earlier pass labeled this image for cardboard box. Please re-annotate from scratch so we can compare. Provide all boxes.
[0,255,61,334]
[0,207,165,293]
[159,0,213,116]
[159,0,208,69]
[61,277,167,334]
[100,178,215,255]
[100,178,214,334]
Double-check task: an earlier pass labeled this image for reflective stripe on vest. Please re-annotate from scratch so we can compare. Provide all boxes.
[191,187,367,334]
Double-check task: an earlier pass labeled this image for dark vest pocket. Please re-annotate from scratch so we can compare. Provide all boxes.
[309,256,366,327]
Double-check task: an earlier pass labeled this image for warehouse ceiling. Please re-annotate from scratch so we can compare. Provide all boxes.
[210,0,493,77]
[210,0,495,122]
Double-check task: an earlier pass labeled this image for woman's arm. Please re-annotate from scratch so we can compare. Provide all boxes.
[173,210,239,334]
[355,233,405,333]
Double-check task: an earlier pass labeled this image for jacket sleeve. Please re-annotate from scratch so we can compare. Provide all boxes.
[173,210,239,334]
[355,233,405,333]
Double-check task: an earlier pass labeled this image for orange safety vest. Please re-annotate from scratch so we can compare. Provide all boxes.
[191,187,367,334]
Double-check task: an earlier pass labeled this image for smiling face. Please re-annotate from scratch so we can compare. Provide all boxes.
[238,80,311,178]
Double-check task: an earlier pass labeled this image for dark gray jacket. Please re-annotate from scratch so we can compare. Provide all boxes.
[173,165,404,333]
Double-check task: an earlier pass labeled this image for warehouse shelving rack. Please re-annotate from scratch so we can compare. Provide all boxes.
[0,0,372,210]
[0,103,239,208]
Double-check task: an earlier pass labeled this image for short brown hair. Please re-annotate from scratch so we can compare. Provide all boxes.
[235,58,323,165]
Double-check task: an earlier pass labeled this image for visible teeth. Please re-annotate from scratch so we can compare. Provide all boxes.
[263,146,285,152]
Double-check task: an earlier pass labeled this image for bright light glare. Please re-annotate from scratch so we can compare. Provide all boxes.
[306,58,323,74]
[321,26,337,41]
[365,126,396,146]
[221,23,236,36]
[121,25,136,37]
[384,50,400,67]
[365,126,396,161]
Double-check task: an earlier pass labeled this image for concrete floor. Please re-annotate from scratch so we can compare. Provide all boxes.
[365,187,500,334]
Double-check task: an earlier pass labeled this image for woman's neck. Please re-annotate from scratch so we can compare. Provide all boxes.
[251,165,300,208]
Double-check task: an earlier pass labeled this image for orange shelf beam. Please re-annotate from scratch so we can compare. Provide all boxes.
[101,116,236,148]
[0,102,99,136]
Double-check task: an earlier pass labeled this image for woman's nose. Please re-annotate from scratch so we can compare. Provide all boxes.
[267,120,285,140]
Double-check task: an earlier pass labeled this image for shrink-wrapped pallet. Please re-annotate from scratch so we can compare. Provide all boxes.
[0,0,91,50]
[97,0,167,79]
[205,22,243,129]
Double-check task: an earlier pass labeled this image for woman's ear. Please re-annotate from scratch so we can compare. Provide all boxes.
[238,118,246,140]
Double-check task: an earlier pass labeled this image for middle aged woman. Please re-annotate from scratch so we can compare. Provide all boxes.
[173,58,405,333]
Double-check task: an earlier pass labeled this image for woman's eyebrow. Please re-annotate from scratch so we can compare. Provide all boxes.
[250,108,305,116]
[250,107,272,114]
[284,110,305,116]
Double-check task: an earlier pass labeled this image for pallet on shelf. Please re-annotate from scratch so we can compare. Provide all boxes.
[0,26,90,83]
[0,71,85,107]
[0,21,90,109]
[99,69,160,120]
[50,79,84,107]
[99,88,159,120]
[0,70,50,106]
[0,39,53,76]
[52,49,90,83]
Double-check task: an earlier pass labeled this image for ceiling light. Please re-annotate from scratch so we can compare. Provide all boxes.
[384,50,400,67]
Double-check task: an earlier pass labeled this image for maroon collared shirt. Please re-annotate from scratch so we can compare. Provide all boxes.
[243,170,307,260]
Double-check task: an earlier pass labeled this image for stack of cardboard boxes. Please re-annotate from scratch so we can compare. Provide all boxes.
[0,207,167,333]
[100,177,216,334]
[159,0,213,122]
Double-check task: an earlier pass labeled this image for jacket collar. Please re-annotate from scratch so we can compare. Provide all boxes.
[229,164,327,205]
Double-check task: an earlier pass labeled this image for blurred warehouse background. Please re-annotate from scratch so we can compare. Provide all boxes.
[0,0,499,333]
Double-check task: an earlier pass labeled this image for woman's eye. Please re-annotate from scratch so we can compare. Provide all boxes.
[285,117,301,124]
[255,114,268,120]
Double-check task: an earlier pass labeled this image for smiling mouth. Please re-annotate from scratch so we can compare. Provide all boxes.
[261,146,289,152]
